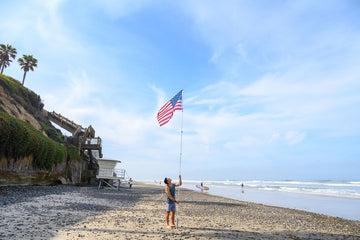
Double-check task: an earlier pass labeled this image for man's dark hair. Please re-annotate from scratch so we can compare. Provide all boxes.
[164,177,168,184]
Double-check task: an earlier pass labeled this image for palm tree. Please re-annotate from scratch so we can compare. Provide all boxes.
[18,55,38,85]
[0,44,17,74]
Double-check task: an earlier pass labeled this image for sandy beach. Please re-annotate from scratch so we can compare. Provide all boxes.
[0,183,359,240]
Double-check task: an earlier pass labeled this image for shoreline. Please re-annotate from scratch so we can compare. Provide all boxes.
[178,181,360,221]
[0,183,359,239]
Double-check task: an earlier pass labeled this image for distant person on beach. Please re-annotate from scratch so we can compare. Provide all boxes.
[241,183,244,193]
[128,178,133,188]
[164,175,182,228]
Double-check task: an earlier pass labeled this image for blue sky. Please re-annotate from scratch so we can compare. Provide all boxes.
[1,0,359,181]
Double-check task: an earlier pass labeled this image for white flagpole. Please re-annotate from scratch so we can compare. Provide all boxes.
[177,91,184,228]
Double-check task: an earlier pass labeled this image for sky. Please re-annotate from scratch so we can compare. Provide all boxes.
[1,0,359,181]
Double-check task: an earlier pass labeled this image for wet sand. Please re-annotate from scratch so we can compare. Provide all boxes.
[0,183,359,239]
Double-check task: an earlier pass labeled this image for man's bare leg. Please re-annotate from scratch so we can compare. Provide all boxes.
[166,211,171,228]
[170,211,176,227]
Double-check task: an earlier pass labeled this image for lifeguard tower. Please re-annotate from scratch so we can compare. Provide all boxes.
[96,158,126,190]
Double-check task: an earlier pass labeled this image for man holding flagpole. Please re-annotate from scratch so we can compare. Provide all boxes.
[157,90,184,228]
[164,175,182,228]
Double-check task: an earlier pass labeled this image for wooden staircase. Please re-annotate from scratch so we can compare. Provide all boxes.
[44,110,103,158]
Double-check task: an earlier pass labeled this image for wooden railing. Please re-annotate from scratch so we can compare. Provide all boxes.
[47,110,83,136]
[45,110,103,158]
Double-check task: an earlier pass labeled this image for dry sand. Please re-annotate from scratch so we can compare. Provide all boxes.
[0,183,359,239]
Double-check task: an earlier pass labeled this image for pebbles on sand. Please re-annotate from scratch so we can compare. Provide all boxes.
[0,183,359,239]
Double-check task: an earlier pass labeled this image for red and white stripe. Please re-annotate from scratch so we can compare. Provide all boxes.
[157,100,182,126]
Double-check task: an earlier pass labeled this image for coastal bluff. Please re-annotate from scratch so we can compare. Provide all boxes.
[0,74,97,186]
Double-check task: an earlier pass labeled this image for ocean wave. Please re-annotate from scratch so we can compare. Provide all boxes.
[182,179,360,199]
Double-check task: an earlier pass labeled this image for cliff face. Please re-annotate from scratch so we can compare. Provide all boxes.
[0,155,67,186]
[0,154,87,186]
[0,74,92,186]
[0,77,43,131]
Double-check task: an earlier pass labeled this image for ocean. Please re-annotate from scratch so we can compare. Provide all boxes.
[174,180,360,221]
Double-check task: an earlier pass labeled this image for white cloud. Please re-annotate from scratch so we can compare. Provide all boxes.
[235,43,247,61]
[183,54,360,152]
[90,0,153,18]
[1,0,76,49]
[285,131,306,145]
[150,85,167,111]
[269,133,281,143]
[209,46,224,64]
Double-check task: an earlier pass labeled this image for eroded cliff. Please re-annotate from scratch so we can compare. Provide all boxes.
[0,74,95,186]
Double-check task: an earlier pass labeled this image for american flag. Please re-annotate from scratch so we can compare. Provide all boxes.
[157,90,183,126]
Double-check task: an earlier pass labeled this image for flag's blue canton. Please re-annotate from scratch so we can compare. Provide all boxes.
[170,90,183,107]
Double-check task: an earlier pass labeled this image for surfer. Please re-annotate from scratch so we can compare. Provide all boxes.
[164,175,182,228]
[196,182,209,192]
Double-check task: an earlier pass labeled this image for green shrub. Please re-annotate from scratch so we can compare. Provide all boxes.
[0,74,43,110]
[0,74,61,143]
[40,122,65,144]
[66,145,81,162]
[0,111,80,170]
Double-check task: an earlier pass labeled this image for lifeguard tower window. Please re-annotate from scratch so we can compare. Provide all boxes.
[96,158,126,190]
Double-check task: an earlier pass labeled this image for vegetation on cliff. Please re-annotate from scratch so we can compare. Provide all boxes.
[0,111,63,169]
[0,74,64,142]
[0,75,81,170]
[0,74,43,112]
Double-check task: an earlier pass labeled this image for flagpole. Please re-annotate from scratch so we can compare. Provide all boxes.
[179,110,183,175]
[177,91,184,228]
[179,90,184,176]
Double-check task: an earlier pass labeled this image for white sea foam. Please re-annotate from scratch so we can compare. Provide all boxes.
[178,179,360,220]
[145,179,360,220]
[182,179,360,200]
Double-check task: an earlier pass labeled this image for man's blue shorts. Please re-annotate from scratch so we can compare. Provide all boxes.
[166,203,176,212]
